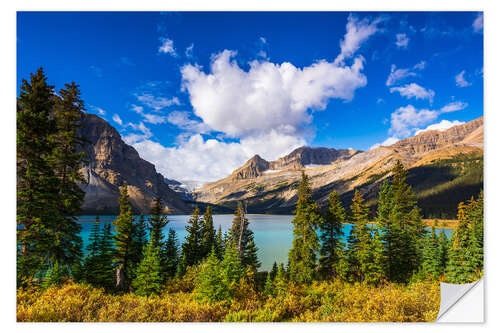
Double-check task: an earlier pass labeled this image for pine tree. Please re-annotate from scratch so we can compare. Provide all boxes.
[288,171,321,284]
[383,160,425,283]
[244,239,260,272]
[347,190,383,284]
[319,191,345,278]
[437,230,449,276]
[220,242,243,297]
[42,261,68,289]
[50,82,86,270]
[83,216,102,286]
[229,202,260,271]
[421,221,441,279]
[181,208,204,267]
[96,223,115,290]
[148,198,168,249]
[194,249,227,303]
[134,215,148,258]
[112,185,136,290]
[270,261,278,280]
[164,229,179,278]
[264,272,274,296]
[132,239,163,296]
[17,68,60,283]
[214,225,225,260]
[201,206,217,259]
[273,264,288,297]
[446,194,483,283]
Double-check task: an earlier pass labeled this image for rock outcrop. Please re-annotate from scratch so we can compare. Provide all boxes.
[78,113,189,214]
[390,117,483,154]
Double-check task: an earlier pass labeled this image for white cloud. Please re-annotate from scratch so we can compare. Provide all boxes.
[440,101,468,113]
[90,106,106,116]
[390,83,435,104]
[185,43,194,58]
[389,101,467,137]
[131,132,305,182]
[455,70,472,87]
[135,93,180,112]
[413,61,426,70]
[370,136,400,150]
[112,114,123,126]
[414,120,465,135]
[130,104,167,124]
[395,33,409,48]
[166,111,210,133]
[123,122,153,144]
[334,14,382,65]
[376,98,385,104]
[158,37,177,56]
[473,13,483,33]
[130,15,374,182]
[181,49,367,138]
[386,64,417,86]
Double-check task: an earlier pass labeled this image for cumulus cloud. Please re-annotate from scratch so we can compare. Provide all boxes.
[181,50,367,138]
[131,132,306,182]
[455,70,472,87]
[112,114,123,126]
[370,136,400,150]
[130,15,377,181]
[389,101,467,137]
[395,33,409,48]
[473,13,483,33]
[414,120,465,135]
[158,37,177,56]
[390,83,435,104]
[334,14,382,65]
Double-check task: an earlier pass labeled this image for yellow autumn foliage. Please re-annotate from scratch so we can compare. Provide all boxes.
[17,279,440,322]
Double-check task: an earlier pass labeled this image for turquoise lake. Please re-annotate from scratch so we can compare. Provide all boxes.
[78,215,453,271]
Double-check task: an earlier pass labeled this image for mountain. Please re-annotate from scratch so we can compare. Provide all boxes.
[193,117,483,218]
[78,113,189,214]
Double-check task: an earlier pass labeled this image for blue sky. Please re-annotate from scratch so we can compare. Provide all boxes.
[17,12,483,182]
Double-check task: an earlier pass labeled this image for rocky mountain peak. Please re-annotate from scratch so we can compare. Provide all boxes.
[78,113,189,214]
[231,154,270,180]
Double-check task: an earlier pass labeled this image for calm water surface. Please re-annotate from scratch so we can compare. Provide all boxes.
[78,215,453,271]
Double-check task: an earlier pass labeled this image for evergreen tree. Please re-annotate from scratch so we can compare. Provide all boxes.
[112,185,136,290]
[220,242,243,296]
[50,82,86,269]
[134,215,148,257]
[201,206,217,259]
[195,249,227,303]
[148,198,168,249]
[446,194,483,283]
[132,239,163,296]
[288,171,321,284]
[383,161,425,283]
[270,261,278,280]
[41,261,68,289]
[164,229,179,278]
[181,208,204,267]
[273,264,288,297]
[421,221,441,279]
[83,216,102,286]
[96,223,115,290]
[319,191,345,278]
[214,225,225,260]
[229,202,260,270]
[346,190,383,284]
[17,68,60,283]
[264,272,274,296]
[437,230,449,275]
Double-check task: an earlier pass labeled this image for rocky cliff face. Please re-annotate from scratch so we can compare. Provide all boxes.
[232,155,270,180]
[78,113,189,214]
[390,117,483,154]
